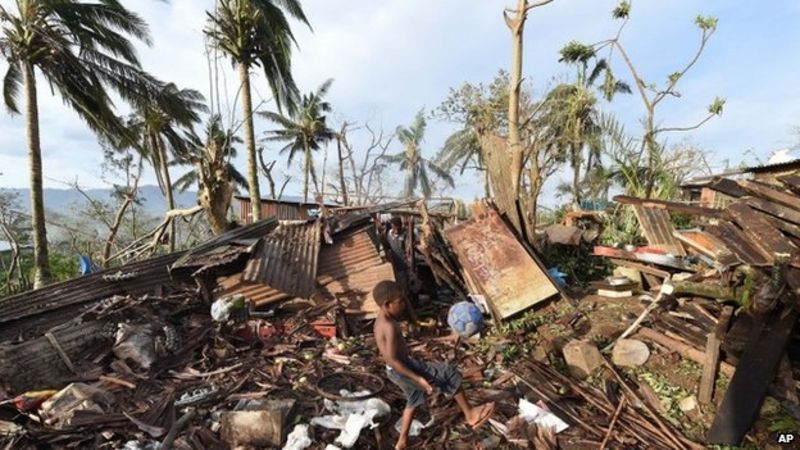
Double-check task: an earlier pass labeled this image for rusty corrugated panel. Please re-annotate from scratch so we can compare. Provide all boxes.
[316,225,393,317]
[317,226,383,284]
[318,262,395,317]
[0,219,280,338]
[673,230,738,268]
[445,205,559,320]
[242,220,321,299]
[214,273,289,306]
[632,205,686,256]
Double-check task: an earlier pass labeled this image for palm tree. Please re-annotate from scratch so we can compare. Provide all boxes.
[548,41,631,208]
[121,84,206,252]
[261,79,336,203]
[173,115,247,234]
[1,0,157,287]
[435,128,489,197]
[385,109,454,199]
[205,0,309,222]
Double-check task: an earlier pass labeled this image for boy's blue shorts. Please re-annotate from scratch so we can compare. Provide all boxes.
[386,357,462,408]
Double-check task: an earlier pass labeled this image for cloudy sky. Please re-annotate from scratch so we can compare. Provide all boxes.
[1,0,799,207]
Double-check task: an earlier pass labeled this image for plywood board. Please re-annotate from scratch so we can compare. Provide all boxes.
[445,207,559,320]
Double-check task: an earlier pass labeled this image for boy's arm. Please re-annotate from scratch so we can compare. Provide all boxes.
[381,323,433,393]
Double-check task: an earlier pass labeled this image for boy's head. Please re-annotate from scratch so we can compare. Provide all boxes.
[373,280,405,317]
[390,217,403,232]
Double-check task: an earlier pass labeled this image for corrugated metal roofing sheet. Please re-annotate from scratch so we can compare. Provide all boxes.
[214,273,289,307]
[317,226,383,285]
[243,220,321,299]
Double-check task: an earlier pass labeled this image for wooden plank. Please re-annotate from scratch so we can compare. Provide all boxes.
[746,197,800,226]
[778,174,800,195]
[673,230,738,268]
[698,332,721,404]
[608,258,670,278]
[632,206,686,255]
[707,308,798,445]
[446,207,559,320]
[613,195,724,218]
[727,202,797,258]
[739,180,800,211]
[708,178,748,198]
[706,221,772,266]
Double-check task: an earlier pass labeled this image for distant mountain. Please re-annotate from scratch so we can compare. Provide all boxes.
[2,186,198,216]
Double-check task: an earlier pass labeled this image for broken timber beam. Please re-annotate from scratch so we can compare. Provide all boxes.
[698,305,733,407]
[727,202,797,260]
[707,308,798,445]
[747,197,800,226]
[613,195,724,218]
[706,221,773,266]
[778,174,800,195]
[708,178,748,198]
[739,180,800,212]
[636,327,735,378]
[608,258,670,279]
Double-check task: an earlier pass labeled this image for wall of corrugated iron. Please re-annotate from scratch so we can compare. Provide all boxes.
[317,227,383,284]
[237,198,310,224]
[243,221,321,299]
[632,206,686,256]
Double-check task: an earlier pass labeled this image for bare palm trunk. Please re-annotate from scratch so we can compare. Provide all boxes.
[23,62,51,288]
[483,169,491,198]
[506,0,527,199]
[303,143,311,203]
[238,63,261,221]
[571,146,582,209]
[336,136,349,205]
[158,142,177,252]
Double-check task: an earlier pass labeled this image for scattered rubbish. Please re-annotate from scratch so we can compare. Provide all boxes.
[679,395,698,413]
[220,398,295,448]
[547,267,567,288]
[121,440,161,450]
[283,424,312,450]
[210,294,246,322]
[40,383,112,429]
[517,398,569,433]
[113,324,157,369]
[310,390,390,449]
[393,417,434,437]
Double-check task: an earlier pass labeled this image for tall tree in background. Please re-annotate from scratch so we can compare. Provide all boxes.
[546,41,629,208]
[1,0,157,287]
[385,109,454,199]
[261,79,336,203]
[122,84,206,251]
[206,0,309,221]
[174,115,246,234]
[586,1,724,198]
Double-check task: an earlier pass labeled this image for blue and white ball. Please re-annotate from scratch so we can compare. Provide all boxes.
[447,301,484,337]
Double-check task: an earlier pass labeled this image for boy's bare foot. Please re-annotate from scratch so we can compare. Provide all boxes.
[394,437,408,450]
[467,401,495,430]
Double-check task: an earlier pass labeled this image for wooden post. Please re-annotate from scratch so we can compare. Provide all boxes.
[698,332,720,404]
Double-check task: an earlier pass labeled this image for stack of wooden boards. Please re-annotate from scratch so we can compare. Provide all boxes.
[596,174,800,445]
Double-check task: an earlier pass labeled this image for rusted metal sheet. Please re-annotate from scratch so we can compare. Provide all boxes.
[0,219,280,341]
[727,202,797,259]
[706,221,772,266]
[445,206,559,320]
[632,206,686,256]
[243,221,321,299]
[318,262,396,317]
[214,273,289,307]
[315,225,394,317]
[708,178,747,198]
[614,195,724,218]
[317,226,383,285]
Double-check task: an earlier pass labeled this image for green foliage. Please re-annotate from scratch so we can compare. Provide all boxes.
[205,0,309,113]
[559,41,596,64]
[708,96,726,115]
[385,109,454,199]
[540,239,612,289]
[767,415,800,433]
[668,72,682,84]
[612,1,631,19]
[695,15,719,32]
[638,371,692,425]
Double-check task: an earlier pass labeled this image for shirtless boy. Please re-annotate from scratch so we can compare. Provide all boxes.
[373,280,495,450]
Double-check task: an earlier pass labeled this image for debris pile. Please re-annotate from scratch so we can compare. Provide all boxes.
[592,170,800,445]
